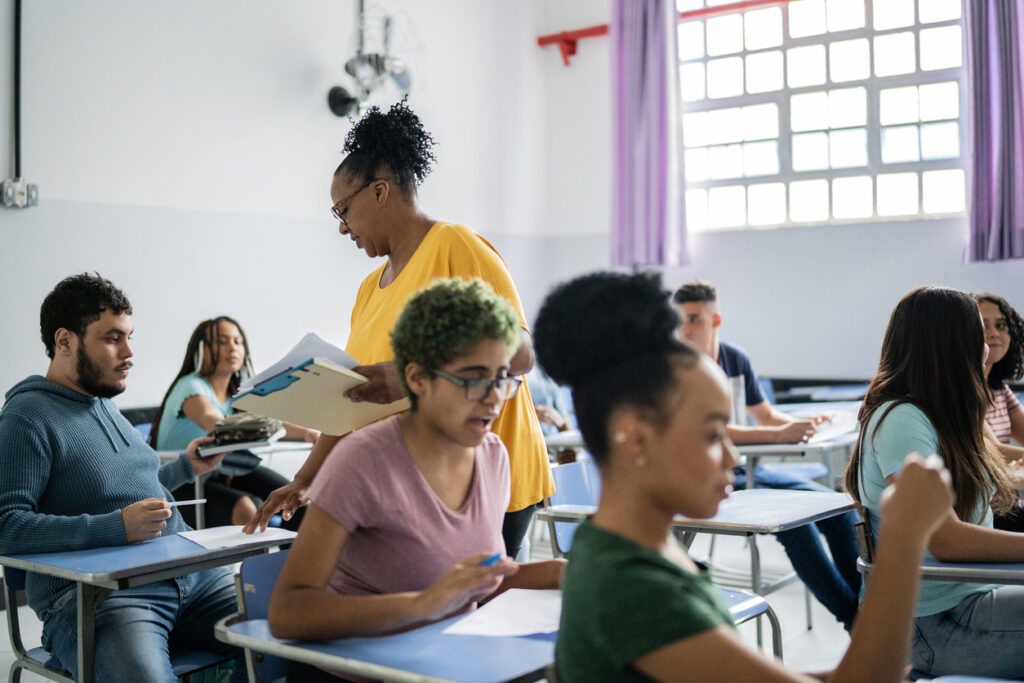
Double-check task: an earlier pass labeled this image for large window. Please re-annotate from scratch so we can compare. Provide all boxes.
[678,0,967,231]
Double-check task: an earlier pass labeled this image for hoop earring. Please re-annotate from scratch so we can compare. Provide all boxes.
[193,344,205,373]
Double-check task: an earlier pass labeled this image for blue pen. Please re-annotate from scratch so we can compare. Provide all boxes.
[478,553,502,567]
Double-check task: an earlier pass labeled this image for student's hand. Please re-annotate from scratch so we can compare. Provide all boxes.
[880,452,954,542]
[345,362,406,404]
[184,436,224,476]
[303,428,321,443]
[122,498,172,543]
[242,478,310,534]
[415,554,518,621]
[535,405,568,431]
[772,420,816,443]
[808,414,832,427]
[1006,459,1024,490]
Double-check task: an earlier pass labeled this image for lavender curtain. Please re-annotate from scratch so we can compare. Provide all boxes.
[611,0,688,267]
[965,0,1024,261]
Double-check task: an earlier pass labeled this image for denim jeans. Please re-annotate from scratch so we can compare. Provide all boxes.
[733,465,861,630]
[40,566,244,682]
[911,586,1024,679]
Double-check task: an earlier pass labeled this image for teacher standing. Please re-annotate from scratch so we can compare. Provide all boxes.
[244,101,554,558]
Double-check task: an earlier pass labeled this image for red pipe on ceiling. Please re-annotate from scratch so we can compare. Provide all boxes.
[537,0,795,66]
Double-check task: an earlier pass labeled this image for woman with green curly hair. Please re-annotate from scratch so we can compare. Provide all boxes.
[267,279,565,670]
[245,101,554,562]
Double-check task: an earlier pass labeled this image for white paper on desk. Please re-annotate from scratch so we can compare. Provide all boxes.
[179,525,296,549]
[808,411,858,443]
[238,332,357,394]
[442,589,561,637]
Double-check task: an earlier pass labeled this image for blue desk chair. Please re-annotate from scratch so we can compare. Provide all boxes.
[233,550,290,683]
[2,566,231,683]
[543,462,783,659]
[545,460,602,557]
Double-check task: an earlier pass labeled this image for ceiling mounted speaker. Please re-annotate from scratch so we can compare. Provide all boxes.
[327,86,359,117]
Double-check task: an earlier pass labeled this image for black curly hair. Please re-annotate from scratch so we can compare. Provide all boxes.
[39,273,132,359]
[533,271,700,463]
[976,292,1024,389]
[335,99,437,194]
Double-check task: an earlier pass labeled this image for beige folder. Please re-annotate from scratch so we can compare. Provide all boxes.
[231,357,410,435]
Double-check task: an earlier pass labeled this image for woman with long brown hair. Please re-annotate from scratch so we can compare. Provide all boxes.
[844,286,1024,679]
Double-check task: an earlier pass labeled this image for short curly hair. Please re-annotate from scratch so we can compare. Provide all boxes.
[390,278,521,408]
[335,98,437,194]
[976,292,1024,388]
[39,273,132,359]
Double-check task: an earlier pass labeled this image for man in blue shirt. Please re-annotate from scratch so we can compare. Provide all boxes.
[673,280,861,631]
[0,273,243,681]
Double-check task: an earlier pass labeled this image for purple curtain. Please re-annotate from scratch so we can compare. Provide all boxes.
[611,0,688,267]
[965,0,1024,261]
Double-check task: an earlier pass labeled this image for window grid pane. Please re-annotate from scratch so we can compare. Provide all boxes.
[679,0,967,230]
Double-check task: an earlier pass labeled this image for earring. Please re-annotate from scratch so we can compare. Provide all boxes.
[193,345,205,372]
[613,432,627,444]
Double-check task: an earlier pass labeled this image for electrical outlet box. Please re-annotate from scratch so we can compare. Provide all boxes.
[2,179,39,208]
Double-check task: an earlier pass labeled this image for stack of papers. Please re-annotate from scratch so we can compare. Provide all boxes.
[238,332,360,394]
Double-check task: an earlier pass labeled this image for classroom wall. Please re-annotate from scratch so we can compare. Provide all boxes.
[0,0,551,408]
[1,0,1022,411]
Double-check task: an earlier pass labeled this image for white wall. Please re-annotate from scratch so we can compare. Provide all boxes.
[0,0,549,408]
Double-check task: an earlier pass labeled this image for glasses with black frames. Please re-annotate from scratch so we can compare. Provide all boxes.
[432,369,523,402]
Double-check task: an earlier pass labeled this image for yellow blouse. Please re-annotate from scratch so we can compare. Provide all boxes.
[345,221,554,511]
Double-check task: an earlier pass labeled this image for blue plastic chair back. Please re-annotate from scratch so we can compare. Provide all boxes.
[134,422,153,442]
[547,460,602,554]
[238,550,290,681]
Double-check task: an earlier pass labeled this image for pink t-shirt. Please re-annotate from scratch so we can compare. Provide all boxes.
[986,384,1023,444]
[309,415,510,599]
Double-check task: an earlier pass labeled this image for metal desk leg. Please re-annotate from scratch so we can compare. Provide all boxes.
[76,583,111,683]
[745,456,758,490]
[749,535,764,647]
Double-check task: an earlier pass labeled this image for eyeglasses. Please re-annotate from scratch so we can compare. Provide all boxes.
[330,177,385,226]
[432,369,523,402]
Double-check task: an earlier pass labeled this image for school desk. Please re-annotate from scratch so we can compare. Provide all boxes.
[216,614,555,683]
[537,489,855,597]
[0,531,294,683]
[858,555,1024,586]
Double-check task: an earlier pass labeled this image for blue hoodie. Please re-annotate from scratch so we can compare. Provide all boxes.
[0,375,195,615]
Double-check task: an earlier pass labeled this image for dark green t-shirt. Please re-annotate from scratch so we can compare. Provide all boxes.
[556,522,733,682]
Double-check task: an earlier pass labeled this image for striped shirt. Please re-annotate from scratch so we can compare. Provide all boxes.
[987,384,1023,444]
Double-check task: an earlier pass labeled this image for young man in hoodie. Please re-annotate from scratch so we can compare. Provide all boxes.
[0,273,243,682]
